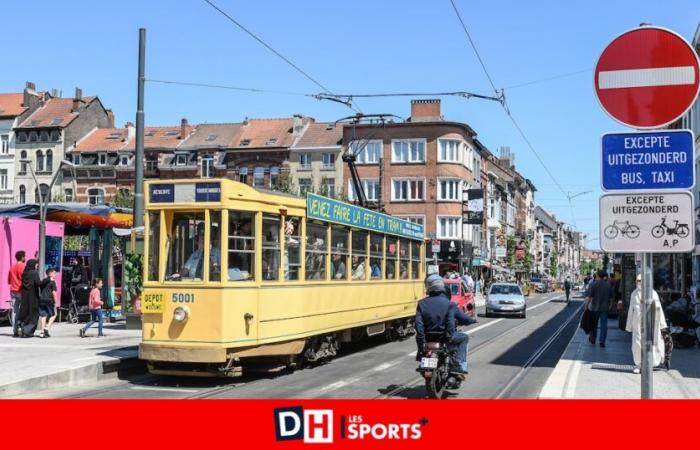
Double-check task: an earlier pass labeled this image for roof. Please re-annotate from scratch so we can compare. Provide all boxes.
[0,93,27,118]
[17,97,96,129]
[72,128,130,152]
[535,206,558,230]
[232,117,309,149]
[179,123,243,149]
[128,126,191,150]
[293,122,342,148]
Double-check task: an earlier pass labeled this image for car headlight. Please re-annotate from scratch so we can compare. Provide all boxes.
[173,306,189,322]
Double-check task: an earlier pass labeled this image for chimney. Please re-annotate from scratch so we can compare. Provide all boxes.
[72,87,83,112]
[23,82,37,108]
[293,114,305,135]
[180,118,189,139]
[410,99,442,122]
[125,122,136,142]
[106,109,115,127]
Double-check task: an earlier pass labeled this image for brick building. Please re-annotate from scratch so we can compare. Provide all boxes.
[342,99,481,271]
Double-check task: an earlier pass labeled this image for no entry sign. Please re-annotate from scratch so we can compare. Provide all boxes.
[594,26,700,129]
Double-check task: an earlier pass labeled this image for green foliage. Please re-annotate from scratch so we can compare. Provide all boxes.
[123,253,143,312]
[113,189,134,208]
[506,235,517,270]
[550,244,559,278]
[523,238,533,273]
[272,172,294,194]
[64,235,89,251]
[602,253,610,272]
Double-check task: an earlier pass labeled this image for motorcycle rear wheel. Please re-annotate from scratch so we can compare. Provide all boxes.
[425,368,447,399]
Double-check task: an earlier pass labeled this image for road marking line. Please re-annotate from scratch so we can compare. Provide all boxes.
[466,319,503,335]
[130,386,201,393]
[373,361,399,372]
[320,377,361,392]
[598,66,695,89]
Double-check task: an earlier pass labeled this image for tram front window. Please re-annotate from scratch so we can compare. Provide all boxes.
[165,212,206,281]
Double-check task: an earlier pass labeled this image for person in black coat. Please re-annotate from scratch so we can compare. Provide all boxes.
[16,259,47,338]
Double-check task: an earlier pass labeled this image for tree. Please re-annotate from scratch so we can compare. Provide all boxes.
[506,235,517,270]
[550,244,559,278]
[602,253,610,274]
[272,172,294,194]
[523,238,533,274]
[113,189,134,208]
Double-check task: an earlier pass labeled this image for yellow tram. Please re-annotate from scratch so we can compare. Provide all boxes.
[139,178,425,376]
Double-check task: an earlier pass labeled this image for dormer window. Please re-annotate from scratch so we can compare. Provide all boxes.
[39,131,49,142]
[240,139,251,146]
[73,154,81,166]
[98,154,107,166]
[205,134,217,141]
[175,154,188,166]
[49,118,62,126]
[265,138,277,146]
[119,155,129,166]
[145,131,156,137]
[166,130,179,136]
[107,132,121,140]
[17,132,27,143]
[29,132,38,142]
[50,130,60,141]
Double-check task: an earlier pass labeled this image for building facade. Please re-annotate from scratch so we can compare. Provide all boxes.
[288,122,343,197]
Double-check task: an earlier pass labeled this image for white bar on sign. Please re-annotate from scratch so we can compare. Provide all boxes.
[598,66,695,89]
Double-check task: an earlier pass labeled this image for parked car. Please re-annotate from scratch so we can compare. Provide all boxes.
[485,282,527,318]
[444,278,476,317]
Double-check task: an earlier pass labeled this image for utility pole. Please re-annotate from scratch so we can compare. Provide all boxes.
[133,28,146,228]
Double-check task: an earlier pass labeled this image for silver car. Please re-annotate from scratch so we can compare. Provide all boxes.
[485,283,527,318]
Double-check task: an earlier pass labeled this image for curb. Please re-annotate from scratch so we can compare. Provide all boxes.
[0,346,145,398]
[538,327,586,399]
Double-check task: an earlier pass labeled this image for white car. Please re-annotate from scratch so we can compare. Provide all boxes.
[485,283,527,319]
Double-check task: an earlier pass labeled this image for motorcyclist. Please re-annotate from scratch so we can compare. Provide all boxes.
[564,277,572,304]
[416,274,476,374]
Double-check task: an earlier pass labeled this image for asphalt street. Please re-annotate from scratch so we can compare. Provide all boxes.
[20,291,585,399]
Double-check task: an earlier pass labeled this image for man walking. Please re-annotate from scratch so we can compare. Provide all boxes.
[8,251,26,337]
[564,277,572,304]
[586,270,614,347]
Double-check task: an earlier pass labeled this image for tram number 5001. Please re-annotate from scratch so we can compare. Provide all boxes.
[172,293,195,303]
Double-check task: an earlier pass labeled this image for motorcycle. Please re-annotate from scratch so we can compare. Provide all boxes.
[417,304,474,399]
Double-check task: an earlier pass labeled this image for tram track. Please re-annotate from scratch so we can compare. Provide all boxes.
[376,295,580,399]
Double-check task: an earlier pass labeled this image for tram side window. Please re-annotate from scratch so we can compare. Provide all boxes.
[262,214,281,281]
[165,212,205,281]
[284,217,301,281]
[351,230,368,281]
[331,226,349,280]
[386,237,398,280]
[369,233,383,279]
[209,211,222,282]
[148,212,160,281]
[305,221,327,280]
[399,239,410,279]
[411,240,421,280]
[228,211,255,281]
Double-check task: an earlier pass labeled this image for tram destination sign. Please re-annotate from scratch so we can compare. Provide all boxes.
[306,193,424,239]
[599,191,693,253]
[601,130,694,191]
[149,182,221,203]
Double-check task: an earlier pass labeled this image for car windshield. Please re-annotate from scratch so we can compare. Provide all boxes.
[490,285,522,295]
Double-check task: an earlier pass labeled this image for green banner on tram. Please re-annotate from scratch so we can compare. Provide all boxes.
[306,193,424,239]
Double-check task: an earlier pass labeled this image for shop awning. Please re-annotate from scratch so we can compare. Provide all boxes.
[0,203,133,231]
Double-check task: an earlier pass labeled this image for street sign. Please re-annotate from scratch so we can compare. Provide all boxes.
[431,240,440,253]
[601,130,694,190]
[599,191,694,253]
[594,26,700,129]
[463,189,484,224]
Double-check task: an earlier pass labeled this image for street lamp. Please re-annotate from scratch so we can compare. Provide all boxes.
[566,190,592,228]
[20,158,75,277]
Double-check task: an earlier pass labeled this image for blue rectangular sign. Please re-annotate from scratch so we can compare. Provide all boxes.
[306,193,424,239]
[195,182,221,202]
[602,130,694,191]
[149,184,175,203]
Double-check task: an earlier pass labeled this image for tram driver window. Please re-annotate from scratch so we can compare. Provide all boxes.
[165,212,205,281]
[305,221,327,280]
[228,211,256,281]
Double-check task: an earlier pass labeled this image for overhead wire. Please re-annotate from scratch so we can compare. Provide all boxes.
[201,0,362,113]
[146,79,308,96]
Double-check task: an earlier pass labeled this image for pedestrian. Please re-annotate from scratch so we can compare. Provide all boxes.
[585,270,614,348]
[37,267,58,338]
[16,259,41,337]
[626,274,667,374]
[8,250,26,337]
[79,278,104,338]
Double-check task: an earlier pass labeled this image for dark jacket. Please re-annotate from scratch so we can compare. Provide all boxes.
[17,260,48,335]
[565,281,571,291]
[415,293,476,348]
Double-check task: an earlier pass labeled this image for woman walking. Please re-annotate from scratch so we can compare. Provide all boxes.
[79,278,104,337]
[16,259,42,337]
[626,274,667,373]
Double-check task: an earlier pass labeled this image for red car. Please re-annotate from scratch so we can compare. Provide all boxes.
[444,278,476,317]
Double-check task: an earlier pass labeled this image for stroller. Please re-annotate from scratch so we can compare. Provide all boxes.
[67,283,91,324]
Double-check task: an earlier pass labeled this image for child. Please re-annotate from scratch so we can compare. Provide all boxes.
[38,267,58,338]
[80,278,104,337]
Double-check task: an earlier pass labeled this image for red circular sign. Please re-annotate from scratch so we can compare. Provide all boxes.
[594,26,700,129]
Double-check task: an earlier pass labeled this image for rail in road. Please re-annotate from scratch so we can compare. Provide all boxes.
[56,291,580,399]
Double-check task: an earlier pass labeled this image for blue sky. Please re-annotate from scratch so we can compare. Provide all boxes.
[2,0,699,246]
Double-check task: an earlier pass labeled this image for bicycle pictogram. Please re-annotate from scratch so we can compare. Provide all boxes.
[651,216,689,239]
[604,220,639,239]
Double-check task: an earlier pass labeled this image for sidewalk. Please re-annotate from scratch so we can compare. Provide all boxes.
[0,321,143,398]
[540,314,700,398]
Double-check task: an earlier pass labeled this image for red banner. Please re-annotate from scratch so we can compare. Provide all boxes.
[1,400,696,449]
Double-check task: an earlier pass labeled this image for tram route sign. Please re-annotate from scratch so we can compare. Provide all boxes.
[601,130,694,191]
[599,191,694,253]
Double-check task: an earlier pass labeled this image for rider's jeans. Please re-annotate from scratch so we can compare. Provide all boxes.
[590,311,608,344]
[449,332,469,371]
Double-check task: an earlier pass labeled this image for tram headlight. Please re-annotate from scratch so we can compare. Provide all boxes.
[173,306,189,322]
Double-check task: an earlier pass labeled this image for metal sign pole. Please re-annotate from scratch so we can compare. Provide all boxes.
[641,252,653,398]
